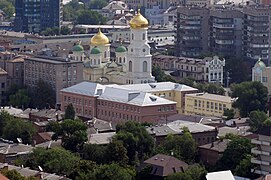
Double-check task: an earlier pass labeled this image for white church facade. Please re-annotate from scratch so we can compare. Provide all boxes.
[70,10,155,85]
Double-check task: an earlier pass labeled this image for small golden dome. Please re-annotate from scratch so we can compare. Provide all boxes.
[129,9,149,29]
[90,29,109,46]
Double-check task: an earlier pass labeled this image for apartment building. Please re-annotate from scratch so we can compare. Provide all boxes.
[152,54,225,84]
[14,0,63,33]
[176,6,209,57]
[185,93,235,117]
[120,82,198,114]
[122,0,181,10]
[251,125,271,175]
[0,68,8,105]
[243,6,271,64]
[24,56,83,104]
[209,7,243,58]
[60,82,177,124]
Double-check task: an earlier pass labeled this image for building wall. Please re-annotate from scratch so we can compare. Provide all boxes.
[185,94,232,117]
[198,148,220,166]
[0,73,8,105]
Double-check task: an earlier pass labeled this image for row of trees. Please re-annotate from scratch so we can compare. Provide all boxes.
[0,0,15,19]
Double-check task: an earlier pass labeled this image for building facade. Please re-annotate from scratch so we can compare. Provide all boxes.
[176,6,209,57]
[24,56,83,104]
[251,126,271,175]
[60,82,177,123]
[185,93,235,117]
[252,59,270,95]
[152,54,225,84]
[14,0,63,33]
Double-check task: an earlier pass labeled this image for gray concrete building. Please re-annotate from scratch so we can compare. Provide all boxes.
[243,5,271,64]
[176,6,209,57]
[209,7,243,58]
[24,56,83,104]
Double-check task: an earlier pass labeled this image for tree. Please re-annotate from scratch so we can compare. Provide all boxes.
[88,0,107,9]
[0,169,35,180]
[152,65,176,83]
[234,154,256,179]
[231,81,268,117]
[65,104,75,120]
[249,110,269,132]
[8,89,30,109]
[114,121,155,165]
[3,118,36,144]
[40,27,60,36]
[60,26,71,35]
[29,79,56,109]
[105,140,129,166]
[77,10,106,25]
[195,83,225,95]
[94,163,136,180]
[223,108,235,120]
[25,147,81,177]
[0,110,12,136]
[166,164,207,180]
[0,0,15,18]
[48,119,88,151]
[216,136,253,171]
[155,128,197,163]
[225,58,250,84]
[81,144,107,164]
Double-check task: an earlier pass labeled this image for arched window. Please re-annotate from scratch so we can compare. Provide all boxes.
[129,61,132,72]
[98,59,100,64]
[119,57,122,63]
[94,59,96,65]
[91,59,93,64]
[123,57,125,63]
[143,61,147,72]
[132,33,134,40]
[142,33,145,40]
[104,51,107,58]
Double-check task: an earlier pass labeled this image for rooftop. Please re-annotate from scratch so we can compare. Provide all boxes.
[25,56,82,65]
[186,93,234,103]
[88,132,116,145]
[121,81,198,93]
[0,140,33,155]
[206,170,235,180]
[144,154,188,177]
[199,139,230,153]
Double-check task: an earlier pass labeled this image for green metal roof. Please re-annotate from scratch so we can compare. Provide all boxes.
[72,44,84,52]
[90,47,102,54]
[116,45,127,53]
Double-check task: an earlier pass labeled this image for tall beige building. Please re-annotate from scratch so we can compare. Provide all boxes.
[24,56,83,104]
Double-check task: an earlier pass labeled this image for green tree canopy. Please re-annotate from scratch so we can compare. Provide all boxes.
[114,121,155,165]
[0,169,35,180]
[225,58,250,84]
[25,147,81,177]
[8,89,30,109]
[152,65,176,83]
[64,103,75,120]
[105,140,129,166]
[223,108,235,120]
[231,81,268,117]
[3,118,36,144]
[249,110,269,132]
[0,110,12,136]
[94,163,136,180]
[155,127,197,163]
[216,136,253,172]
[234,154,256,179]
[81,144,107,164]
[195,83,225,95]
[77,10,106,25]
[0,0,15,18]
[88,0,108,9]
[48,119,88,151]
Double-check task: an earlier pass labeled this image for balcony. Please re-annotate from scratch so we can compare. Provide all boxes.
[213,23,234,29]
[251,158,270,166]
[215,40,234,45]
[251,169,270,175]
[251,147,270,156]
[252,139,271,146]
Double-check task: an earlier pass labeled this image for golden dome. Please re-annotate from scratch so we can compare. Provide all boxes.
[90,29,109,46]
[129,9,149,29]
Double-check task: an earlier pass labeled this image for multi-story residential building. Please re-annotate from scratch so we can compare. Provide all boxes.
[209,7,243,58]
[251,125,271,175]
[120,81,198,114]
[185,92,235,117]
[60,81,177,123]
[14,0,63,33]
[122,0,181,10]
[176,6,209,57]
[152,54,225,84]
[243,5,271,64]
[0,68,8,105]
[24,56,83,104]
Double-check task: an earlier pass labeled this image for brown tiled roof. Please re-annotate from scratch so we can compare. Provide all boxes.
[0,173,9,180]
[37,132,53,141]
[199,139,230,153]
[144,154,188,177]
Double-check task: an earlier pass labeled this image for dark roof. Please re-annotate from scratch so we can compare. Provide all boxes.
[198,139,230,153]
[257,126,271,136]
[167,114,203,123]
[144,154,188,177]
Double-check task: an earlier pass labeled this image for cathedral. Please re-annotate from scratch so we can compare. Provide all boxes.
[70,10,155,85]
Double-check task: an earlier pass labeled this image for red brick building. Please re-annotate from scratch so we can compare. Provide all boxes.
[60,82,177,124]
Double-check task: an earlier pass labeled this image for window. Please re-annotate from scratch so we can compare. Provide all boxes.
[129,61,132,72]
[143,61,147,72]
[142,33,145,40]
[119,57,122,63]
[132,33,134,40]
[104,51,107,58]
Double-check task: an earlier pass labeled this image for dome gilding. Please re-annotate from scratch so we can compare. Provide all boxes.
[90,29,110,46]
[129,9,149,29]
